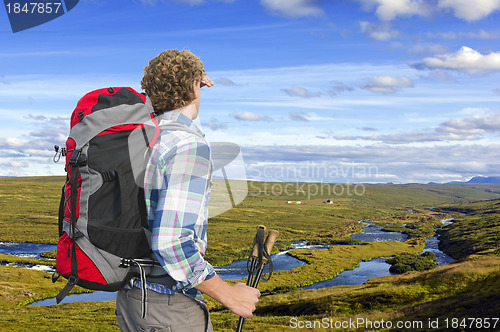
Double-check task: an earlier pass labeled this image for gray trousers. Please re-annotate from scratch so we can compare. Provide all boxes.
[116,288,214,332]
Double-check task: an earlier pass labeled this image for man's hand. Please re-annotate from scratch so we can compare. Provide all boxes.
[223,283,261,318]
[195,275,260,318]
[200,76,214,88]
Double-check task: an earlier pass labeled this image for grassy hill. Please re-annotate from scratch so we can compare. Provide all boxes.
[0,177,499,331]
[436,199,500,259]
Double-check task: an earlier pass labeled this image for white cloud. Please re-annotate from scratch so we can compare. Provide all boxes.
[282,85,320,98]
[417,46,500,75]
[361,75,414,94]
[201,118,228,131]
[0,51,75,58]
[327,81,354,97]
[467,30,500,39]
[438,0,500,21]
[357,0,430,21]
[289,112,309,122]
[439,113,500,135]
[360,21,399,41]
[324,113,500,144]
[215,77,238,86]
[0,160,29,169]
[260,0,324,18]
[233,111,272,121]
[409,43,449,57]
[0,114,69,173]
[356,0,500,22]
[428,30,500,40]
[0,137,24,148]
[419,70,458,83]
[459,107,492,116]
[302,112,336,121]
[242,144,500,183]
[0,74,138,100]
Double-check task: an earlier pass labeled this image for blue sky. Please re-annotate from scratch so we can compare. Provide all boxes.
[1,0,500,183]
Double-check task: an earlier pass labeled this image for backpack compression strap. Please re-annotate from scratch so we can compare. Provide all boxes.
[56,149,86,304]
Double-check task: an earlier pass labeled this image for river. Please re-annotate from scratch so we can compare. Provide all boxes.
[302,219,455,290]
[349,221,408,242]
[29,241,314,306]
[1,219,453,305]
[0,242,57,273]
[0,242,57,259]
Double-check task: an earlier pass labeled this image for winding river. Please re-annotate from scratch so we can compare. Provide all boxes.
[302,220,455,290]
[0,219,454,306]
[0,242,57,273]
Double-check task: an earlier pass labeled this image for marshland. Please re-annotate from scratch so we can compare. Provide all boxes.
[1,176,499,331]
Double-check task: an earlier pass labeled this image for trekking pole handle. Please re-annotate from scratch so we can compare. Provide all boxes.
[250,230,279,288]
[261,230,279,264]
[251,225,266,259]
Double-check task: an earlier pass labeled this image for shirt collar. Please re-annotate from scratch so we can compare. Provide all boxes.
[156,111,205,138]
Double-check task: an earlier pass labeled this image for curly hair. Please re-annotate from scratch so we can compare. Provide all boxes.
[141,49,206,113]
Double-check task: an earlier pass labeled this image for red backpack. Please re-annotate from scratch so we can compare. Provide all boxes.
[54,87,160,303]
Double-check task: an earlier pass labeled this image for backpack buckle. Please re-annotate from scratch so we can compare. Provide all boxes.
[102,170,117,182]
[119,258,133,268]
[68,149,87,167]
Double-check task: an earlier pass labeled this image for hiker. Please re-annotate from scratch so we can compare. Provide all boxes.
[115,49,261,332]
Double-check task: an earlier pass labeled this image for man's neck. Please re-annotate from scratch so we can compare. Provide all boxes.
[175,103,198,120]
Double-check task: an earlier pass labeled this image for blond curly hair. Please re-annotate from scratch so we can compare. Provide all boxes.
[141,49,206,113]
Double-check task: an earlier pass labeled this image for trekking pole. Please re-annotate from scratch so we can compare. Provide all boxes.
[245,225,266,289]
[236,227,279,332]
[236,225,266,332]
[251,229,279,289]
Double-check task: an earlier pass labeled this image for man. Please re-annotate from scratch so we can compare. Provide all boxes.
[115,49,260,331]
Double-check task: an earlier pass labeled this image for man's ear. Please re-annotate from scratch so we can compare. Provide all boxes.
[193,80,201,96]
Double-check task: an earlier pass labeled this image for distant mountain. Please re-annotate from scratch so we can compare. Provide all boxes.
[426,176,500,185]
[466,176,500,184]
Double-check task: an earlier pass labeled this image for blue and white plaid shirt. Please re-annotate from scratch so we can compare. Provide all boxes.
[131,111,215,302]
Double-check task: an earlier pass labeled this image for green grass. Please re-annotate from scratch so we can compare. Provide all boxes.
[436,199,500,259]
[0,176,499,331]
[205,180,500,265]
[386,252,437,274]
[236,256,500,332]
[0,176,64,244]
[0,254,56,267]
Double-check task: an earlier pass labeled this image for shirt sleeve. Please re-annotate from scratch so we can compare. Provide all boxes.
[148,133,215,290]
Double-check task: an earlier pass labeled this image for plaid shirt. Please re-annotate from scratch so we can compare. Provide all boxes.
[133,111,215,302]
